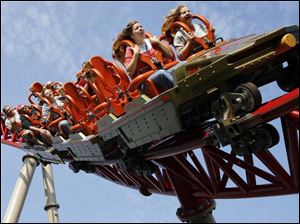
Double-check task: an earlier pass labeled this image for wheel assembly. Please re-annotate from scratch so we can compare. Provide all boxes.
[235,82,262,112]
[232,123,280,156]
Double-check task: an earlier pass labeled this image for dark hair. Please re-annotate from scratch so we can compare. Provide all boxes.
[2,105,10,116]
[112,21,140,62]
[84,70,96,80]
[117,20,139,43]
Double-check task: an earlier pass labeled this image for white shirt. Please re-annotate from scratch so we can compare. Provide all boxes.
[5,110,22,132]
[173,23,208,56]
[138,39,153,53]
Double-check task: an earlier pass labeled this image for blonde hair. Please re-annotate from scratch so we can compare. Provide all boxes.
[162,4,187,33]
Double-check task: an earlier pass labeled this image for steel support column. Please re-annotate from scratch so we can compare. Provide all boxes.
[157,157,216,223]
[2,154,39,223]
[42,164,60,223]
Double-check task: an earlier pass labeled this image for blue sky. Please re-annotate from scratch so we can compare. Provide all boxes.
[1,1,299,223]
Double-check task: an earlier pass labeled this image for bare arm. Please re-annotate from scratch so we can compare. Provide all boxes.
[28,125,43,134]
[178,40,193,61]
[149,37,173,58]
[125,45,140,78]
[177,32,195,61]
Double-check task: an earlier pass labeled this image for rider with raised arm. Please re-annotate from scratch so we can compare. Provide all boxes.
[162,4,215,60]
[41,87,72,139]
[2,105,38,146]
[114,20,174,93]
[17,104,53,146]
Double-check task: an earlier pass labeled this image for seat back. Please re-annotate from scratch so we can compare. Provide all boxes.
[64,82,109,119]
[89,56,138,116]
[63,82,104,135]
[28,82,51,106]
[63,82,91,112]
[86,68,110,101]
[89,56,129,101]
[30,82,43,93]
[91,68,126,116]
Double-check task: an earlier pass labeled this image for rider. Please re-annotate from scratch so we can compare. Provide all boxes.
[17,104,53,146]
[41,87,72,139]
[114,20,175,93]
[2,105,38,146]
[2,105,22,133]
[162,4,215,60]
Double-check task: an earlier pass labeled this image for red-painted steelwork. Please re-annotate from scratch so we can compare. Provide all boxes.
[91,89,299,201]
[1,89,299,218]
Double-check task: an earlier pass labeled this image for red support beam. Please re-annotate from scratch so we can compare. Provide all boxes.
[254,150,292,189]
[287,110,299,129]
[281,115,299,189]
[153,158,203,190]
[165,170,204,209]
[143,175,163,193]
[208,154,249,194]
[244,154,256,186]
[102,165,127,185]
[154,167,167,193]
[202,150,220,194]
[206,146,283,186]
[193,183,298,198]
[173,154,214,196]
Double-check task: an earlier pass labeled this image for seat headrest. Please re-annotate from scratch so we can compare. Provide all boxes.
[29,82,43,93]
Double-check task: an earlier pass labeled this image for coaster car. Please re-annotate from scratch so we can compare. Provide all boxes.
[95,25,299,169]
[1,24,299,174]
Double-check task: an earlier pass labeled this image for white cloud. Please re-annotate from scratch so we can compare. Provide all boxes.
[2,2,146,82]
[2,2,79,80]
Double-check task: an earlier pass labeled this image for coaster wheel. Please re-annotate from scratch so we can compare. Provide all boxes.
[235,82,262,112]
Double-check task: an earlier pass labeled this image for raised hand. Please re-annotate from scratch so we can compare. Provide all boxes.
[149,36,160,44]
[187,32,196,41]
[133,44,140,55]
[209,24,215,32]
